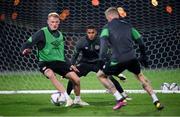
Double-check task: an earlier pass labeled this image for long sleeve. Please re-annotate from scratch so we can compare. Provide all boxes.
[99,37,109,61]
[131,27,146,56]
[21,30,44,52]
[131,27,148,67]
[99,25,109,61]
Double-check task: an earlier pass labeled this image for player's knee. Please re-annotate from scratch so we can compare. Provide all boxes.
[67,71,80,86]
[96,70,106,78]
[136,72,144,78]
[44,69,56,79]
[136,73,148,82]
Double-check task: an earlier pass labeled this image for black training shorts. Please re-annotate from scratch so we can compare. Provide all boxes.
[39,61,72,77]
[75,62,99,77]
[102,59,141,76]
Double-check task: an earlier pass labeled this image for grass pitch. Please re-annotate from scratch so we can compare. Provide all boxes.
[0,93,180,116]
[0,69,180,116]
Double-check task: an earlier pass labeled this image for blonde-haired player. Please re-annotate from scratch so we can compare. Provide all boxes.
[22,12,89,107]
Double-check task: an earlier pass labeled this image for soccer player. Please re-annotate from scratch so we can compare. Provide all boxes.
[66,25,129,109]
[67,25,130,100]
[21,12,88,107]
[97,7,164,110]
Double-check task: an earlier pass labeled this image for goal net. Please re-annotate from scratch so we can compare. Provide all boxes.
[0,0,179,93]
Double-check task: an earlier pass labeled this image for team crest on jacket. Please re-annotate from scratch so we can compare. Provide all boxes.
[95,45,100,50]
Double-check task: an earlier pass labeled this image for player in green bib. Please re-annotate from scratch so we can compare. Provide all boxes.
[22,12,89,107]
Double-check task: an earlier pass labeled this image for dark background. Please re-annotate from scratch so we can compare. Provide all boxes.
[0,0,179,71]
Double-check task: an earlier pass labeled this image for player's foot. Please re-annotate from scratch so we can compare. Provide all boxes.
[118,74,127,81]
[65,98,73,107]
[74,99,90,106]
[113,100,127,110]
[154,101,164,110]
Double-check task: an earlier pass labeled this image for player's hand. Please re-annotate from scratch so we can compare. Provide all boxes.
[139,55,148,68]
[22,48,31,55]
[70,65,79,72]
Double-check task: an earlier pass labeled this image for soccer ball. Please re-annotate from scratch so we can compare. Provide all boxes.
[161,83,170,91]
[50,92,66,106]
[169,83,179,91]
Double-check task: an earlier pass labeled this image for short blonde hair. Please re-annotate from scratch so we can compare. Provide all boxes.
[48,12,59,18]
[105,7,119,18]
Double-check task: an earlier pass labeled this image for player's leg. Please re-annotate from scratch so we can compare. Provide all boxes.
[65,71,80,96]
[41,66,73,107]
[67,80,73,95]
[127,59,164,110]
[53,61,81,99]
[66,63,90,95]
[44,68,66,92]
[66,71,89,106]
[97,62,127,110]
[108,76,131,100]
[95,61,130,100]
[108,76,124,93]
[47,61,75,107]
[135,73,164,110]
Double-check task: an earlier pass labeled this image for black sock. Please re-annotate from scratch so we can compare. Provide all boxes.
[109,76,124,93]
[67,80,73,95]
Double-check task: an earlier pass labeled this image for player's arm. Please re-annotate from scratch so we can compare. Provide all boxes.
[131,28,146,55]
[131,27,148,67]
[99,27,109,69]
[21,30,44,55]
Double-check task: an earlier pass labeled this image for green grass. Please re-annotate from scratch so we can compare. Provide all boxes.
[0,93,180,116]
[0,69,179,90]
[0,69,180,116]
